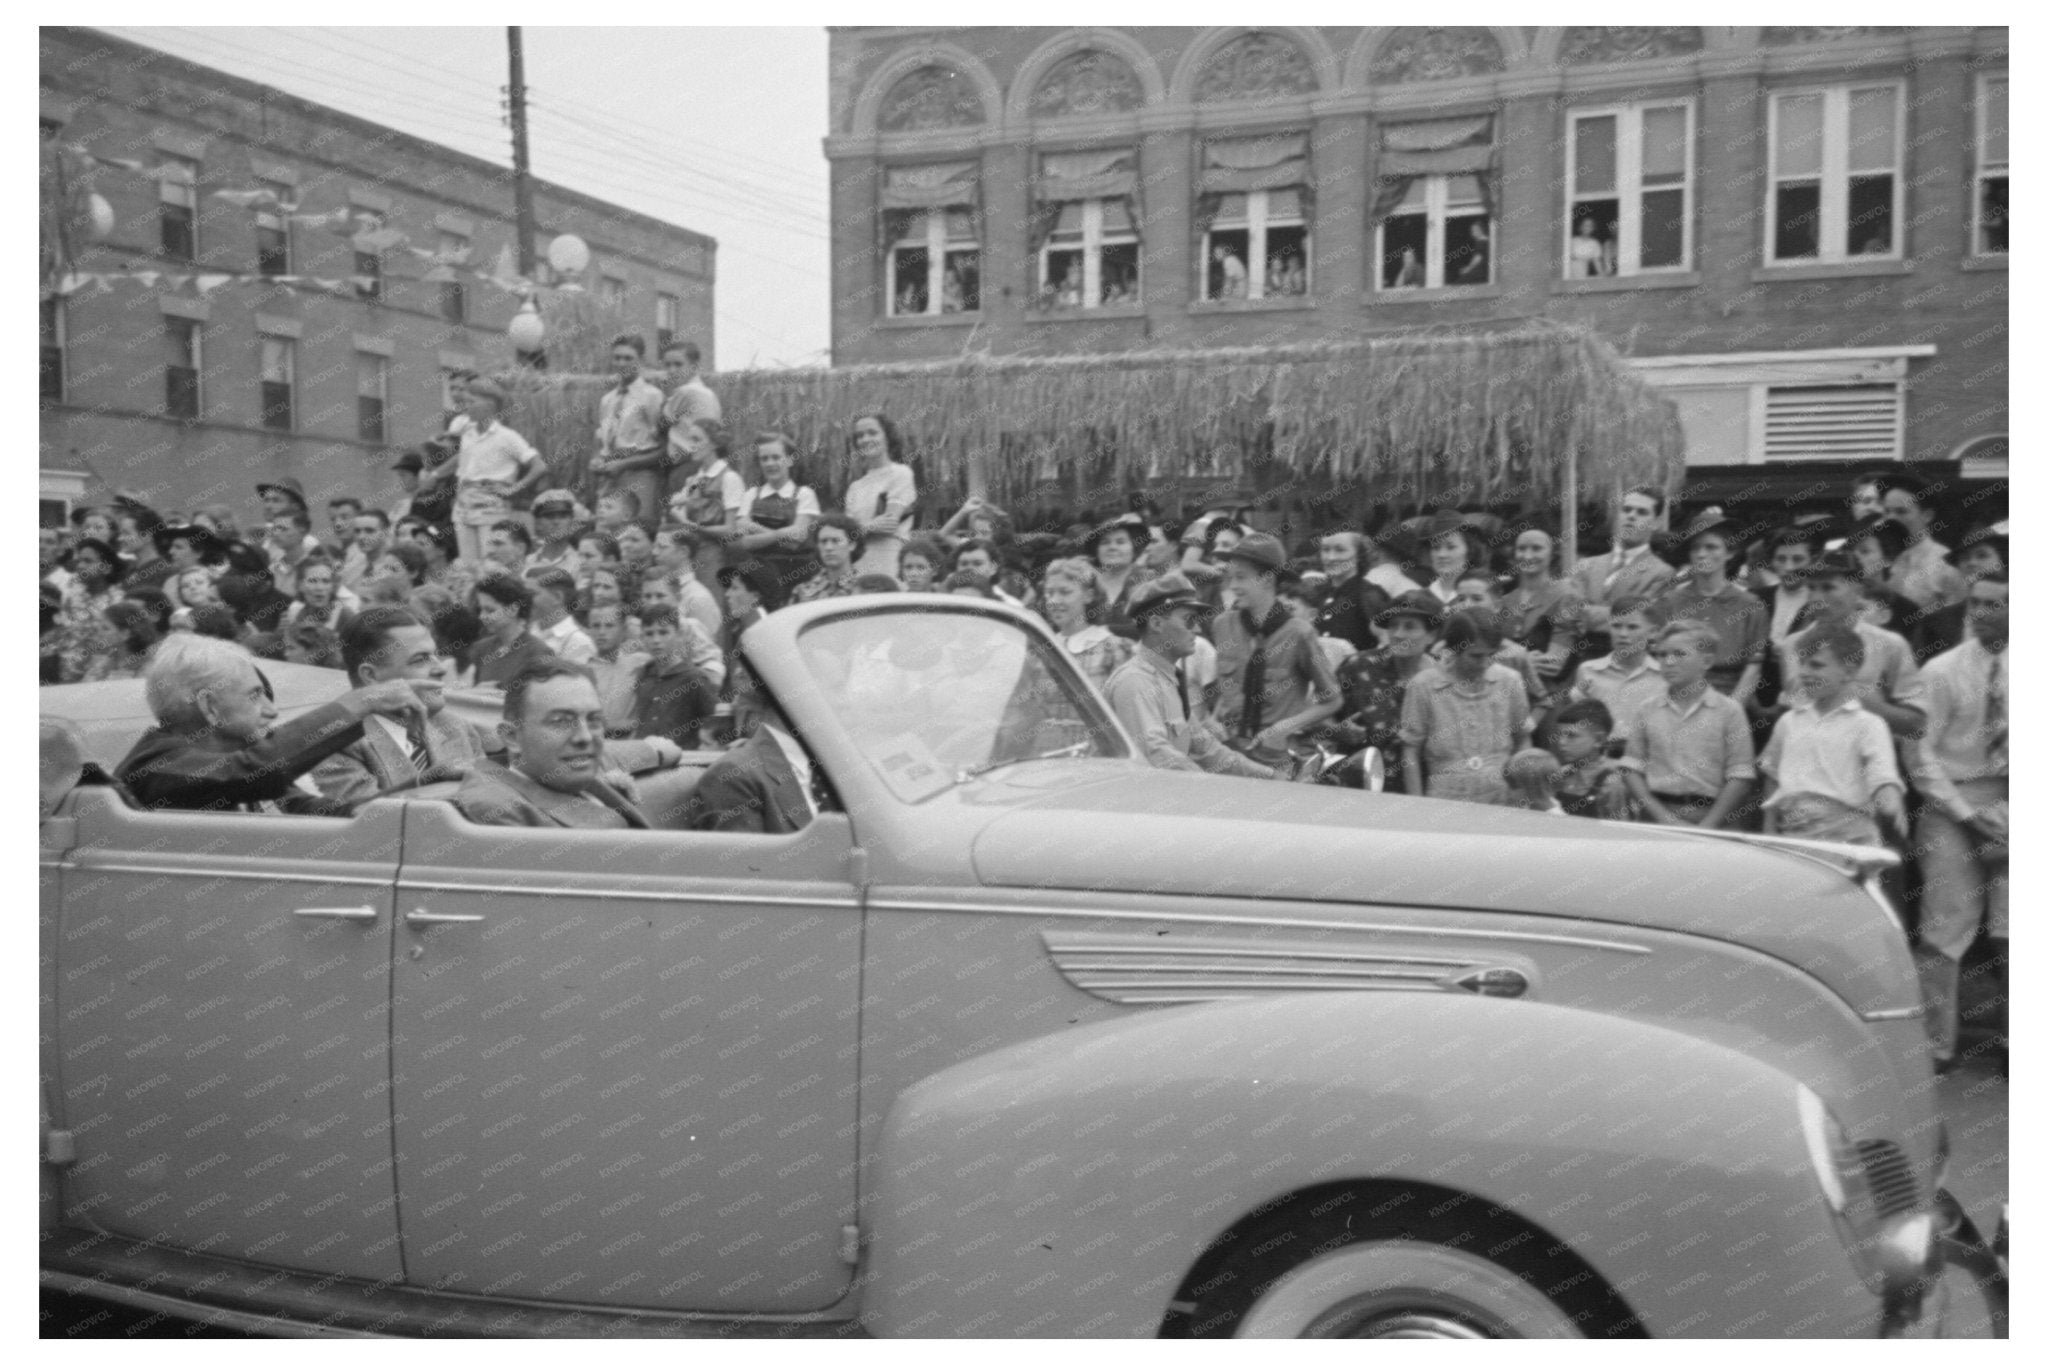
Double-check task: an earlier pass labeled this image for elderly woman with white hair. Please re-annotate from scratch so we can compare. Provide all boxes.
[113,633,430,813]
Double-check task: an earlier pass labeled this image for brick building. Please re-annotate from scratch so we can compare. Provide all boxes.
[39,27,716,524]
[824,26,2007,523]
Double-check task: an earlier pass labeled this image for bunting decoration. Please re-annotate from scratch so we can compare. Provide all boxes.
[40,134,591,304]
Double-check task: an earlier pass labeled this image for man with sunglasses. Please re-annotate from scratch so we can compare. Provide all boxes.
[1105,573,1276,778]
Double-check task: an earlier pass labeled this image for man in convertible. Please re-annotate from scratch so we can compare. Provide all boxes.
[456,658,653,829]
[115,633,432,813]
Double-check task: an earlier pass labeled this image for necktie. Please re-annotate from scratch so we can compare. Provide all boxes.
[402,717,433,778]
[1604,549,1629,591]
[1176,666,1190,722]
[1985,651,2008,767]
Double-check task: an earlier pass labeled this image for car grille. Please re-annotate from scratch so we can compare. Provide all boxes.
[1855,1138,1920,1218]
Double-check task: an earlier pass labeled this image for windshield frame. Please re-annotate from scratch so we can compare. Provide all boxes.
[785,600,1135,805]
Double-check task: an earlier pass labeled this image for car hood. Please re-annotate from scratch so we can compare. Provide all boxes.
[968,767,1896,1004]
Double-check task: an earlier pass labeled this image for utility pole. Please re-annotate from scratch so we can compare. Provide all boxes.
[506,26,537,279]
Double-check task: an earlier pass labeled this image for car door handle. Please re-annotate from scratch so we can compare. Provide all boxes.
[405,908,486,928]
[293,906,378,923]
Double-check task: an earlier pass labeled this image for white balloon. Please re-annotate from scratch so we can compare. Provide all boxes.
[507,308,546,351]
[84,193,115,242]
[546,234,590,274]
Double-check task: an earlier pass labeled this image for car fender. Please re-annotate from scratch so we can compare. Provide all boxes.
[860,991,1864,1338]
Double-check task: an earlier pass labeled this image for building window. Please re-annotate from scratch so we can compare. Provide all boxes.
[159,156,199,261]
[165,317,202,420]
[355,211,384,303]
[260,336,295,432]
[1767,84,1903,263]
[888,210,981,316]
[656,292,680,353]
[1038,198,1140,309]
[1379,175,1491,290]
[1204,189,1309,300]
[1975,74,2008,256]
[601,275,628,311]
[438,231,469,323]
[1565,102,1692,277]
[1196,133,1312,302]
[40,297,65,403]
[254,179,292,276]
[356,352,388,443]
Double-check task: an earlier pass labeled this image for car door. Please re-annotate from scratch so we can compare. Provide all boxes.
[48,789,404,1282]
[389,800,863,1313]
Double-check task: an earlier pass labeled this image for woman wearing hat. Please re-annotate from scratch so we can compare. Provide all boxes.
[1663,511,1767,705]
[1327,592,1443,794]
[1086,512,1155,639]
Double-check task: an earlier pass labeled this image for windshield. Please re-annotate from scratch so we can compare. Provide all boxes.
[796,608,1129,802]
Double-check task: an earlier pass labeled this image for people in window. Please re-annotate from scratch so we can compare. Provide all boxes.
[1570,216,1613,277]
[1212,244,1248,299]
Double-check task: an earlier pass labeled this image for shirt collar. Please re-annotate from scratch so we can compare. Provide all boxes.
[1794,695,1865,718]
[755,478,798,497]
[695,458,730,481]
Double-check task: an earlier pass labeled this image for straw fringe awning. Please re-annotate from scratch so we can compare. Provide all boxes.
[495,320,1682,518]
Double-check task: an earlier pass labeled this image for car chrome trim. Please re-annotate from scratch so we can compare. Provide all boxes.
[1044,930,1535,1004]
[293,906,378,922]
[1861,1005,1927,1022]
[874,896,1652,956]
[41,1225,864,1339]
[66,861,393,888]
[398,878,858,910]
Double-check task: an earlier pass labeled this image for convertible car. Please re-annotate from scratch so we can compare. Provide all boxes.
[39,598,2003,1337]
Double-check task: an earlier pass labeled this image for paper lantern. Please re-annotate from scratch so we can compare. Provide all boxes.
[546,234,590,274]
[507,304,546,351]
[83,193,115,242]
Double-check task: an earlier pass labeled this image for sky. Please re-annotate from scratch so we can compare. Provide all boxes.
[102,26,834,370]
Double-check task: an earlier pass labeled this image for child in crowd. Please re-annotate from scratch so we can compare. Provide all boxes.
[593,491,639,540]
[1503,748,1566,815]
[1399,609,1531,804]
[1544,699,1631,820]
[1566,594,1665,748]
[585,602,650,738]
[632,604,719,749]
[1758,624,1906,847]
[1618,620,1756,828]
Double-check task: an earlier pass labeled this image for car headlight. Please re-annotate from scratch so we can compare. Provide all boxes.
[1796,1085,1936,1300]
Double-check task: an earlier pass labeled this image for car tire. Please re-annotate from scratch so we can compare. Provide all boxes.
[1185,1203,1592,1339]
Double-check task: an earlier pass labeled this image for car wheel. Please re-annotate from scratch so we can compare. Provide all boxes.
[1182,1200,1599,1339]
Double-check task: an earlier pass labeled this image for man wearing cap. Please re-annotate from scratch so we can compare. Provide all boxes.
[1662,510,1767,705]
[1570,486,1676,634]
[1914,523,2007,657]
[445,378,545,566]
[1105,574,1275,778]
[527,490,585,573]
[1206,533,1342,766]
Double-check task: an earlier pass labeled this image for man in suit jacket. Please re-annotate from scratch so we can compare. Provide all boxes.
[314,606,492,810]
[116,633,428,813]
[1569,486,1677,635]
[456,658,652,830]
[684,677,822,834]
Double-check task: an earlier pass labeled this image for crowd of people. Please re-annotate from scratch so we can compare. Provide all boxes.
[38,340,2007,1066]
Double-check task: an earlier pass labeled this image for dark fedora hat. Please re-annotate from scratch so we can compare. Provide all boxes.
[1677,508,1738,548]
[1806,549,1864,581]
[1374,590,1446,630]
[717,558,785,606]
[1082,511,1151,559]
[254,476,308,510]
[390,449,426,473]
[152,521,225,562]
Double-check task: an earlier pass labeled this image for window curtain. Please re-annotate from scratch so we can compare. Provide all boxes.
[1028,147,1139,258]
[1195,131,1312,240]
[1369,114,1497,222]
[875,160,982,253]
